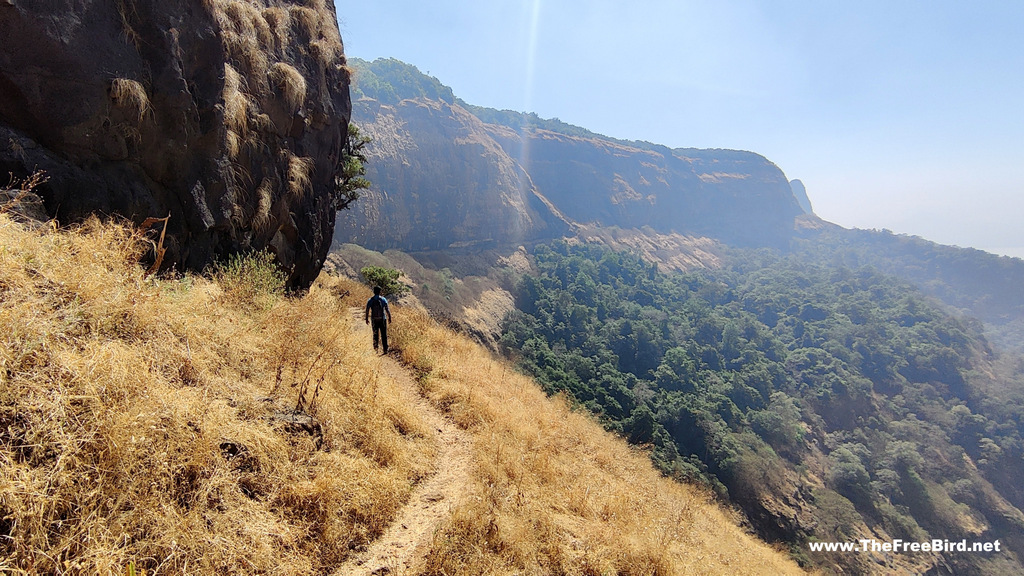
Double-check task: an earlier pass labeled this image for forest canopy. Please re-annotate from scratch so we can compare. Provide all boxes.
[500,241,1024,574]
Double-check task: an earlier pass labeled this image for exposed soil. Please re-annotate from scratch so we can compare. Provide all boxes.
[333,310,473,576]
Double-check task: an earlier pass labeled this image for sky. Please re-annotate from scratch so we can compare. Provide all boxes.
[336,1,1024,258]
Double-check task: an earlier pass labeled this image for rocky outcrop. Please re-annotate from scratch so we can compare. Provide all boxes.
[790,179,813,214]
[334,58,801,252]
[0,0,351,288]
[335,97,570,251]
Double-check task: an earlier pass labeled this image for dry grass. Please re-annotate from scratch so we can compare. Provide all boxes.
[269,62,307,112]
[214,0,270,88]
[109,78,150,124]
[0,215,436,574]
[225,128,242,159]
[222,63,250,136]
[389,307,808,575]
[286,153,314,199]
[288,6,320,41]
[0,215,805,574]
[0,172,49,224]
[205,0,345,235]
[262,7,291,52]
[253,176,275,232]
[204,0,347,238]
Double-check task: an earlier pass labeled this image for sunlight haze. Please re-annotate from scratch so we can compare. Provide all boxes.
[337,0,1024,258]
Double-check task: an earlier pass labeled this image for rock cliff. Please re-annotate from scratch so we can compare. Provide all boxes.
[0,0,351,288]
[335,96,570,251]
[333,58,801,251]
[491,129,800,247]
[790,179,813,214]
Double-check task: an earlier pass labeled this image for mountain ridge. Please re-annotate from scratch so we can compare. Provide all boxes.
[336,57,1024,354]
[336,57,802,252]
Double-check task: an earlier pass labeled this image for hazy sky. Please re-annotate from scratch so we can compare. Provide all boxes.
[337,1,1024,258]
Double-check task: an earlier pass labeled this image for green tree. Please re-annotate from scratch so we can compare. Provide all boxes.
[335,123,371,210]
[360,266,410,299]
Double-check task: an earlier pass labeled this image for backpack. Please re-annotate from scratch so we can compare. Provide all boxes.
[368,295,387,320]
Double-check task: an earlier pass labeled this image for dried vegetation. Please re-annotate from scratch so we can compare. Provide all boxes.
[109,78,151,125]
[0,215,434,574]
[0,214,804,574]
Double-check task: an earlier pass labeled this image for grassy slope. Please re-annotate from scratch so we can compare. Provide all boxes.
[0,215,803,575]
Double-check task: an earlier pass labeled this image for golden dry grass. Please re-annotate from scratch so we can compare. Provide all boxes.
[262,7,291,52]
[253,176,275,232]
[0,215,435,574]
[286,153,314,199]
[288,6,321,41]
[109,78,150,125]
[0,215,806,575]
[214,0,270,88]
[269,62,307,112]
[223,63,250,136]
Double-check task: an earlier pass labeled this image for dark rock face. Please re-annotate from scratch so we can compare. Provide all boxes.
[0,0,351,288]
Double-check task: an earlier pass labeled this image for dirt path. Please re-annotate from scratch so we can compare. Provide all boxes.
[333,310,473,576]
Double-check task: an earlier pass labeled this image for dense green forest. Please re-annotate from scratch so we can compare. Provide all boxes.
[793,226,1024,353]
[500,242,1024,574]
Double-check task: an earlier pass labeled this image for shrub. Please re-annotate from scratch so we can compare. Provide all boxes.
[214,250,286,307]
[360,265,409,299]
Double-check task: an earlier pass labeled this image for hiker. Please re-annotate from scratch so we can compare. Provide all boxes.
[364,286,392,354]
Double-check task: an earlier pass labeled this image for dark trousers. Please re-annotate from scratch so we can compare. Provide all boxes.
[371,318,388,352]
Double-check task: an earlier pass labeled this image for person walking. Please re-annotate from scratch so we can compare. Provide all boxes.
[364,286,392,354]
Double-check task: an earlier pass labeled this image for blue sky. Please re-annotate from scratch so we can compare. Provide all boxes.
[337,1,1024,257]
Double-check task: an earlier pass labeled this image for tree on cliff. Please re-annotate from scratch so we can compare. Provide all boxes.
[336,123,371,210]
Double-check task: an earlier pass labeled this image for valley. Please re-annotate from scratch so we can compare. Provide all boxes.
[326,57,1024,575]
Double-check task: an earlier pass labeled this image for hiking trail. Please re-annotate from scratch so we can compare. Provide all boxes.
[333,308,473,576]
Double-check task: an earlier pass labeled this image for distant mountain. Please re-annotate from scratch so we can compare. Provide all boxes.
[794,218,1024,352]
[335,58,802,251]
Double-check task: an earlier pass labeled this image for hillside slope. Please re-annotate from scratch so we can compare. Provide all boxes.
[794,218,1024,353]
[0,215,804,574]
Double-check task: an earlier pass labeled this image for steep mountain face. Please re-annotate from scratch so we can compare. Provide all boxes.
[335,97,569,251]
[333,58,801,251]
[0,0,351,288]
[488,128,800,247]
